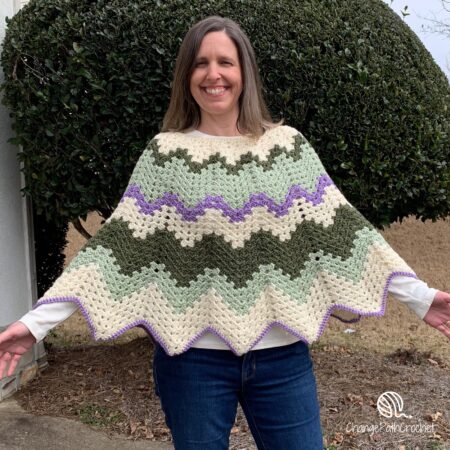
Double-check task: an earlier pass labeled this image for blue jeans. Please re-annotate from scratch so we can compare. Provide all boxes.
[152,340,324,449]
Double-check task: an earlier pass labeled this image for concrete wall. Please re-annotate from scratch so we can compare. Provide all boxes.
[0,0,47,401]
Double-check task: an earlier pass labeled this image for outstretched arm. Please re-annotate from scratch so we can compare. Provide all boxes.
[424,291,450,340]
[0,301,79,379]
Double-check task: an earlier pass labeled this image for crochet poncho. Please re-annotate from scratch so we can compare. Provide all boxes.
[35,125,417,356]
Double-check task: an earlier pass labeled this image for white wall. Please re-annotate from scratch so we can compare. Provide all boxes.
[0,0,36,324]
[1,0,46,401]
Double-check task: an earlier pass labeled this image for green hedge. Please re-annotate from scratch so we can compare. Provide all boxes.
[2,0,449,230]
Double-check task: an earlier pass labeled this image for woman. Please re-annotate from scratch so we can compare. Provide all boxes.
[1,16,450,450]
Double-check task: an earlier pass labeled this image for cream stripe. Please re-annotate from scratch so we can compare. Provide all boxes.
[110,185,349,247]
[153,125,299,164]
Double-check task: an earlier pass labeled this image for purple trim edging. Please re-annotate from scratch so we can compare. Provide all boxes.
[33,271,418,357]
[121,174,334,222]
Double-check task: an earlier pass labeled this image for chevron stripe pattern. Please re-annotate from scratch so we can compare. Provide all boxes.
[36,125,416,356]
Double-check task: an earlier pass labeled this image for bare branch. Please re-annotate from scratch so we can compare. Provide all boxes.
[416,2,450,39]
[72,217,92,240]
[443,0,450,13]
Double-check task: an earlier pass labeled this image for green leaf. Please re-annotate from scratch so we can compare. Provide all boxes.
[73,42,82,53]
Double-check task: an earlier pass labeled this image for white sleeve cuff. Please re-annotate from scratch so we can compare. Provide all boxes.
[388,275,438,320]
[18,301,79,343]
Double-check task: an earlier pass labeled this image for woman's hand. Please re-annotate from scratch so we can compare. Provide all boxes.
[423,291,450,340]
[0,321,36,380]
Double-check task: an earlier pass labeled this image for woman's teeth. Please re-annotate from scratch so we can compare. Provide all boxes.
[204,87,226,95]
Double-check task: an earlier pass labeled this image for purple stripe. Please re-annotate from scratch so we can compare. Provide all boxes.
[120,174,333,222]
[33,271,418,357]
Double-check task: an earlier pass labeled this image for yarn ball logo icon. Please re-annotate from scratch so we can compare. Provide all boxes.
[377,391,413,419]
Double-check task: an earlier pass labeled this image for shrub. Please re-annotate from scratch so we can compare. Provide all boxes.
[32,207,68,297]
[1,0,449,232]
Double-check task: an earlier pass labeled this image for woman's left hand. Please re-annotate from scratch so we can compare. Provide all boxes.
[423,290,450,340]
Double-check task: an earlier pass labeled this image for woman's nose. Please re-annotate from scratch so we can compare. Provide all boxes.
[206,63,221,80]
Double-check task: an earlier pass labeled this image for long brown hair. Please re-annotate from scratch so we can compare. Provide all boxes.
[161,16,283,139]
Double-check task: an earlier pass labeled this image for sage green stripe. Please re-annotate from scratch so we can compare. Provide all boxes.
[148,133,308,173]
[65,227,393,315]
[128,140,327,208]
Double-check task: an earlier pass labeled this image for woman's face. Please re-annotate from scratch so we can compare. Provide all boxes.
[190,31,243,123]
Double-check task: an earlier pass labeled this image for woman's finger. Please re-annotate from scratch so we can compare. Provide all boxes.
[0,352,12,380]
[437,324,450,340]
[7,353,22,377]
[0,330,13,348]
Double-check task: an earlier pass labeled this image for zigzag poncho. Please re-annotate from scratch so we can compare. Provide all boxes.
[35,125,417,356]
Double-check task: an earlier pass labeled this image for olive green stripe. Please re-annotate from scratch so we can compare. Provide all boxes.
[81,204,374,288]
[63,230,393,312]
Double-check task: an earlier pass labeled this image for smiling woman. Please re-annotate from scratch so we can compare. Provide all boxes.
[162,16,283,139]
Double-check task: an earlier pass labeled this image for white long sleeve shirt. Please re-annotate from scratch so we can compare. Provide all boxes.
[18,130,439,351]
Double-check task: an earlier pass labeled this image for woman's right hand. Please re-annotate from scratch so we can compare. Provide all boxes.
[0,321,36,380]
